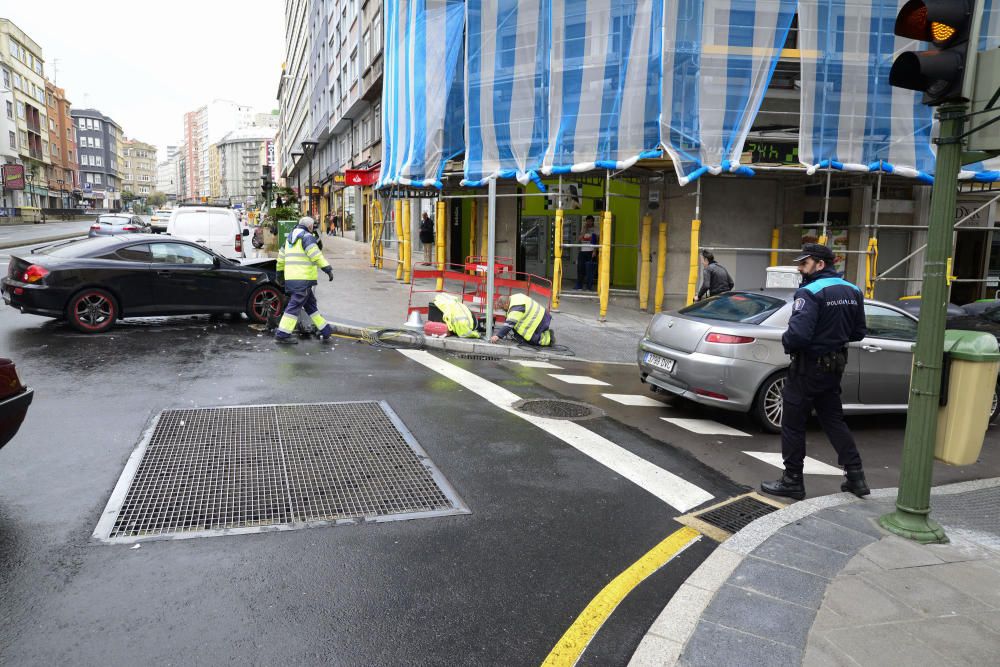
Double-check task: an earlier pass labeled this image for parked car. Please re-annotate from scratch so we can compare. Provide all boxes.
[637,289,1000,433]
[149,209,172,234]
[88,214,151,237]
[0,358,33,451]
[894,298,967,319]
[1,235,285,334]
[167,206,249,260]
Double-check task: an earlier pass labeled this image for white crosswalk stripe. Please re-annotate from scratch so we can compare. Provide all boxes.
[513,360,563,369]
[400,350,713,512]
[602,393,669,407]
[661,418,751,437]
[743,451,843,475]
[548,374,610,386]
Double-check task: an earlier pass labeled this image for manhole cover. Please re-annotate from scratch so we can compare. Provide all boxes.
[94,401,469,543]
[455,353,501,361]
[679,494,782,541]
[512,398,603,420]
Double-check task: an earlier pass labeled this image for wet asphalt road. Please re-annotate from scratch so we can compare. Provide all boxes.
[0,309,742,666]
[0,219,94,247]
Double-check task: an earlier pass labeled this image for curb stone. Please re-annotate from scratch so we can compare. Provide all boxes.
[628,476,1000,667]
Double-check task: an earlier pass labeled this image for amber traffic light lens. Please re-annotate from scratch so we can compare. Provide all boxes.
[931,21,957,43]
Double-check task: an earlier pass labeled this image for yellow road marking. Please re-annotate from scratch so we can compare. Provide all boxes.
[541,526,702,667]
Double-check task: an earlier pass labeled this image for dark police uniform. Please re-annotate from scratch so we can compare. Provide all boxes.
[762,243,870,500]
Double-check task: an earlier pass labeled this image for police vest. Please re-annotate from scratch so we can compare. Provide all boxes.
[434,294,480,339]
[507,294,546,341]
[280,229,328,281]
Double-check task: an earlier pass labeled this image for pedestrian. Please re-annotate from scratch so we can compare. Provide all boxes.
[274,216,334,345]
[326,212,335,236]
[575,216,598,290]
[490,294,555,347]
[419,211,435,264]
[696,250,734,300]
[761,243,870,501]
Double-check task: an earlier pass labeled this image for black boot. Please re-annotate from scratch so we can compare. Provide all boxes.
[761,472,805,500]
[841,466,870,497]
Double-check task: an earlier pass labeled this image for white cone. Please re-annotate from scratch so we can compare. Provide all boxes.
[403,310,424,331]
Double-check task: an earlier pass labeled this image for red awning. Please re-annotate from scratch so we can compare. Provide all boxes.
[344,165,380,187]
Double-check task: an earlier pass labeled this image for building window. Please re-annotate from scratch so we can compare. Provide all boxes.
[17,101,25,119]
[95,137,102,149]
[1,68,9,88]
[5,100,11,119]
[373,102,381,141]
[94,174,102,185]
[19,130,27,147]
[13,73,21,90]
[362,31,369,67]
[49,118,55,131]
[8,131,14,149]
[373,11,382,54]
[95,156,103,167]
[350,50,358,80]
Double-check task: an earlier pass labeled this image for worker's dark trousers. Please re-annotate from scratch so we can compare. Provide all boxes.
[781,368,863,475]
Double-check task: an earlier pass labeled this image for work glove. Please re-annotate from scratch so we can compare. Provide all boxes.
[323,266,334,281]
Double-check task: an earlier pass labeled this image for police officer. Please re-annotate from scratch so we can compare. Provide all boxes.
[274,216,334,345]
[762,243,870,500]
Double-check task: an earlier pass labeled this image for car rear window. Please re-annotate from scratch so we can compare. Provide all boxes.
[679,292,786,323]
[35,237,121,257]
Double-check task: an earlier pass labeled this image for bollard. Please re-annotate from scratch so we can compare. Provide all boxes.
[639,215,652,311]
[552,210,564,310]
[655,222,667,312]
[402,202,412,283]
[436,199,446,291]
[599,209,612,321]
[686,219,701,305]
[394,200,404,280]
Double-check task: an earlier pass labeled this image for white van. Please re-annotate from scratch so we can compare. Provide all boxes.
[167,206,249,260]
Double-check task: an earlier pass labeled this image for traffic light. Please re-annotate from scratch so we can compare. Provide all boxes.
[890,0,976,105]
[260,166,272,203]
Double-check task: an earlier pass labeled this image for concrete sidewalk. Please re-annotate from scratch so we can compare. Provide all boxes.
[314,234,653,363]
[630,479,1000,667]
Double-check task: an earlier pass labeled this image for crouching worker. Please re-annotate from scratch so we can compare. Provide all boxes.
[490,294,555,347]
[433,293,480,339]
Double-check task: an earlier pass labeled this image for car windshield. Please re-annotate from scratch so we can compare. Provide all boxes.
[679,292,786,323]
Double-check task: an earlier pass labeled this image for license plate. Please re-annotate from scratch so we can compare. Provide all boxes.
[645,352,674,372]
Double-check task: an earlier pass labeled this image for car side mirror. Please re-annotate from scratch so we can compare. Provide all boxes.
[212,256,221,268]
[242,228,250,236]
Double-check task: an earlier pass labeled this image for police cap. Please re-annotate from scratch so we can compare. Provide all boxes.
[794,243,835,264]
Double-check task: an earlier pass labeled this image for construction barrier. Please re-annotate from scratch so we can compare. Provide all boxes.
[407,261,552,326]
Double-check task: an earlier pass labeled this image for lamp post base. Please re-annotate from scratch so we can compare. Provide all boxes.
[879,507,948,544]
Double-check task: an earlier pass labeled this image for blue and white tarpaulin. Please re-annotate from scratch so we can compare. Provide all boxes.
[662,0,797,185]
[798,0,1000,184]
[463,0,664,188]
[378,0,465,189]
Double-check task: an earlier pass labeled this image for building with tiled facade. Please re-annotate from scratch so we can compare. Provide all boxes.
[120,137,157,203]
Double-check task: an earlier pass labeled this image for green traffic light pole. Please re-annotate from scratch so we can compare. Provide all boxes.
[878,103,967,544]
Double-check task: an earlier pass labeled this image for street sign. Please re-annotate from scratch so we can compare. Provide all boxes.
[345,168,379,186]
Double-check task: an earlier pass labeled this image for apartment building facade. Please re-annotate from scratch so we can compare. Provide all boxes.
[156,144,179,199]
[120,138,157,202]
[0,19,50,209]
[43,81,77,208]
[217,127,276,204]
[277,0,311,199]
[71,108,122,210]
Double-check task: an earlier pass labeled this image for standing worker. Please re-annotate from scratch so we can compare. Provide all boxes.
[419,211,435,263]
[274,216,334,345]
[696,250,734,300]
[490,294,555,347]
[762,243,870,501]
[575,216,598,291]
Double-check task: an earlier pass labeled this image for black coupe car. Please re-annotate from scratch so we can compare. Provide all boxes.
[1,235,285,333]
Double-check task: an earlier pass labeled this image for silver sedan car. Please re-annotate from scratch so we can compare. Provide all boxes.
[638,289,1000,433]
[88,214,151,237]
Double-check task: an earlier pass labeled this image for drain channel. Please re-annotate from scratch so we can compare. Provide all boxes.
[677,493,784,542]
[94,401,469,543]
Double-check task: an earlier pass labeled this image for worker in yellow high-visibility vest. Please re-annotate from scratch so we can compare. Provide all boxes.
[275,216,334,345]
[490,294,555,347]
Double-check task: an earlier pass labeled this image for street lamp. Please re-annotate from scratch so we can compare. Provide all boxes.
[290,151,304,214]
[301,139,318,218]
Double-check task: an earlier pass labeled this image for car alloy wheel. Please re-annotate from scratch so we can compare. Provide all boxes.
[763,376,785,430]
[249,286,284,323]
[69,289,116,333]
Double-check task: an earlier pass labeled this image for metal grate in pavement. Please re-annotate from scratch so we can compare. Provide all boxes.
[454,353,502,361]
[677,493,785,542]
[512,398,603,421]
[94,401,468,543]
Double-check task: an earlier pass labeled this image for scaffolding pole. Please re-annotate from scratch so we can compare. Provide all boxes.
[486,178,497,340]
[687,180,702,305]
[552,174,564,311]
[598,170,613,321]
[819,167,832,244]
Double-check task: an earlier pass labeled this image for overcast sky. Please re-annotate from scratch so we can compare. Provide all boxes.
[6,1,285,160]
